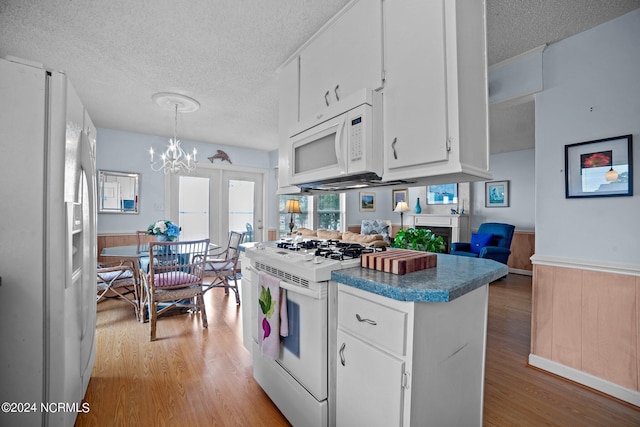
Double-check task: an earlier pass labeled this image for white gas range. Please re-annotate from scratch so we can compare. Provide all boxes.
[242,240,383,427]
[247,241,363,281]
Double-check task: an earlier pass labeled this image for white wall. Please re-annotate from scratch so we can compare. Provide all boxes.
[96,128,272,234]
[535,9,640,265]
[471,149,535,231]
[345,188,396,227]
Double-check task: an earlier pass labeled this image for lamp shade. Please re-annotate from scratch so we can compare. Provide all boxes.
[605,167,619,182]
[394,201,410,213]
[285,199,302,213]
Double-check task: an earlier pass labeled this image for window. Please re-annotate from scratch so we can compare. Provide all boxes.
[278,193,345,235]
[279,196,310,235]
[317,193,342,230]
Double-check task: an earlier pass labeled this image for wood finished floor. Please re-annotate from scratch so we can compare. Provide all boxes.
[76,274,640,426]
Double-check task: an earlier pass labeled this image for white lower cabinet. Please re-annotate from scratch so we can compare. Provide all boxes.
[336,285,412,427]
[240,259,256,353]
[334,282,489,427]
[336,330,405,427]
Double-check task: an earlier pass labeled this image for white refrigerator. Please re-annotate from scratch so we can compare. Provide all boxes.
[0,57,97,427]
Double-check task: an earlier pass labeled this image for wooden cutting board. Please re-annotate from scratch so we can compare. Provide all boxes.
[361,249,437,275]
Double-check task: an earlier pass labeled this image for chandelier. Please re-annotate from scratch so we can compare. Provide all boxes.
[149,92,200,174]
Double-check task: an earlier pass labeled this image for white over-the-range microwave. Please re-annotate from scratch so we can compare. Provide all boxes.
[288,89,383,190]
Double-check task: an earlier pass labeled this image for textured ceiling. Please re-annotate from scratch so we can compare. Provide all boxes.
[1,0,639,154]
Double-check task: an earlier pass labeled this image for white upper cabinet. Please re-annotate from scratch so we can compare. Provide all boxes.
[298,0,384,122]
[383,0,449,170]
[276,57,300,193]
[382,0,491,183]
[276,0,490,193]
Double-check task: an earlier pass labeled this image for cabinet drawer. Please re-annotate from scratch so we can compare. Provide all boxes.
[338,289,408,356]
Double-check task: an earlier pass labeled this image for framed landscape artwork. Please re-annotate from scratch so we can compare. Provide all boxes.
[565,134,633,198]
[359,192,376,212]
[485,181,509,207]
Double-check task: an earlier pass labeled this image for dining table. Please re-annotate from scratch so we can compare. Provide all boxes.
[100,241,222,321]
[101,242,221,275]
[101,242,220,258]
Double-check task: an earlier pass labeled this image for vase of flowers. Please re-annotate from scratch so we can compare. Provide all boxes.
[147,220,181,241]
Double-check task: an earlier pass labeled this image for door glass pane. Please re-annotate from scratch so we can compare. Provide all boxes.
[179,176,209,241]
[229,179,254,241]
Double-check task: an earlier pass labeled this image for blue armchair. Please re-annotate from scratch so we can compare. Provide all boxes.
[450,222,515,265]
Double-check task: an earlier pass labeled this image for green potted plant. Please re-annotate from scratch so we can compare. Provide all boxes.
[392,228,445,253]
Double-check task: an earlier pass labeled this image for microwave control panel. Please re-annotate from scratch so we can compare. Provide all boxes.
[350,116,363,161]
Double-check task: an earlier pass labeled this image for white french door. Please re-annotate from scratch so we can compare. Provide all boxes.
[222,170,264,244]
[167,165,265,247]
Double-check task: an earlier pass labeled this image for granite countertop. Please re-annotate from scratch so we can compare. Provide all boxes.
[331,254,508,303]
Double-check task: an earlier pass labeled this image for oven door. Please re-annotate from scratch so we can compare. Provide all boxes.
[251,276,328,401]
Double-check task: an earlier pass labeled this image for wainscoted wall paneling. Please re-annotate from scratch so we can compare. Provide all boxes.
[507,231,535,274]
[530,256,640,406]
[98,233,154,263]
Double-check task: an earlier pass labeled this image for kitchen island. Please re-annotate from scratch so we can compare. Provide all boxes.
[332,253,508,302]
[329,254,507,427]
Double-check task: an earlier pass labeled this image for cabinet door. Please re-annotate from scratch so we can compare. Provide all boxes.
[240,262,256,352]
[383,0,449,171]
[277,57,299,189]
[336,330,404,427]
[299,0,383,121]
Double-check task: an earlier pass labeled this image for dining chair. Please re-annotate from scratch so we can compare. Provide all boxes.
[97,259,143,321]
[136,230,152,273]
[201,231,245,305]
[142,238,210,341]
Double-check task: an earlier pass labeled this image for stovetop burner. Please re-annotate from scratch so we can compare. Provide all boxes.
[277,240,315,250]
[276,239,341,251]
[275,239,386,260]
[315,243,386,261]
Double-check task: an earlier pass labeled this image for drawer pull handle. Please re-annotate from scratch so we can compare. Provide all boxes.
[339,342,346,366]
[334,84,340,101]
[355,313,377,325]
[391,137,398,160]
[324,90,330,106]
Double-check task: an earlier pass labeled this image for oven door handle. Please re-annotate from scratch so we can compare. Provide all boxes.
[279,280,321,299]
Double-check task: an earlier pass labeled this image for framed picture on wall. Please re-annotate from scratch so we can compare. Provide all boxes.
[485,180,509,207]
[359,192,376,212]
[391,188,408,210]
[565,134,633,198]
[427,184,458,205]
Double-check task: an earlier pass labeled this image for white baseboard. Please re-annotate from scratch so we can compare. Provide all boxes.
[508,268,532,276]
[528,354,640,407]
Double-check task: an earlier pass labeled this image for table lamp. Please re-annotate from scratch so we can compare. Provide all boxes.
[394,201,410,231]
[285,199,302,234]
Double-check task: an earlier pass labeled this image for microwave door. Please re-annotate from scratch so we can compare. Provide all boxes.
[290,116,347,185]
